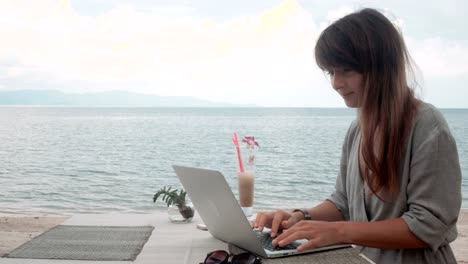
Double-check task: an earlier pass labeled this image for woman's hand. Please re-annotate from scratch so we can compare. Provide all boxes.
[272,220,344,251]
[252,209,303,237]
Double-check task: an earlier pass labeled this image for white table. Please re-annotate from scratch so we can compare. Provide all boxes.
[0,211,373,264]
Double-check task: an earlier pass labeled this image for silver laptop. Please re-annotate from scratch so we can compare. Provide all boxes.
[172,165,350,258]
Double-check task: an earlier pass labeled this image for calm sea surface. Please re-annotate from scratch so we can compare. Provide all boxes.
[0,107,467,214]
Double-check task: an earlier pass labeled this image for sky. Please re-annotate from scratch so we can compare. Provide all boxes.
[0,0,467,107]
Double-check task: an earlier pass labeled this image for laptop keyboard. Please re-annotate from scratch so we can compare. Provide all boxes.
[254,230,301,251]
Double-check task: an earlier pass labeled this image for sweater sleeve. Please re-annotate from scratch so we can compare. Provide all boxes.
[401,110,462,251]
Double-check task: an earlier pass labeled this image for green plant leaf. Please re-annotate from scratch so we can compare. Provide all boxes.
[153,185,187,207]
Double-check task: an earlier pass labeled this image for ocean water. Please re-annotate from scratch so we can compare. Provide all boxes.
[0,107,466,214]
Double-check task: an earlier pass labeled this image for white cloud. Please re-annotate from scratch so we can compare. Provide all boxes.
[0,0,325,106]
[0,0,467,107]
[407,37,468,77]
[6,67,24,77]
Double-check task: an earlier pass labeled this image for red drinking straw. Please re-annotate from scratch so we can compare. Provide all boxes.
[232,132,245,172]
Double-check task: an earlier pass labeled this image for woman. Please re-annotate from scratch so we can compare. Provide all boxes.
[253,8,462,264]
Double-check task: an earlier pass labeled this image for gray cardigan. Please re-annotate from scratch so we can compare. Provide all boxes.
[328,103,462,264]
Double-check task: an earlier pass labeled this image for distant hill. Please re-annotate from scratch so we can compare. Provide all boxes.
[0,90,248,107]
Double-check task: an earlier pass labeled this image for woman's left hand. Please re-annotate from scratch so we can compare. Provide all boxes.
[272,220,345,251]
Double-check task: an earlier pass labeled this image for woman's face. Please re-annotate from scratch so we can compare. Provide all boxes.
[328,67,364,108]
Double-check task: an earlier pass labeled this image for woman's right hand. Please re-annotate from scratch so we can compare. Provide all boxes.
[252,209,303,237]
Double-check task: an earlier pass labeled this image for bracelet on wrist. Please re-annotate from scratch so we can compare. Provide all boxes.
[292,208,312,220]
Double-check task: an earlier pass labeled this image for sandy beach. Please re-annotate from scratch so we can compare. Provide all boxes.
[1,210,467,263]
[0,214,70,257]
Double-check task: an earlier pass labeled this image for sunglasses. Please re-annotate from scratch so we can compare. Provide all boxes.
[200,250,262,264]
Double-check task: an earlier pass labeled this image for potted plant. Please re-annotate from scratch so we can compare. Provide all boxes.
[153,186,195,222]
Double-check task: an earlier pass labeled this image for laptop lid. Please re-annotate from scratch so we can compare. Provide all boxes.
[173,165,267,257]
[173,165,351,258]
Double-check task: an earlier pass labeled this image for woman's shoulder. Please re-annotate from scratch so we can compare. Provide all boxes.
[411,102,455,146]
[413,102,450,132]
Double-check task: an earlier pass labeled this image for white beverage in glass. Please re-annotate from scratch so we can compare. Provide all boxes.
[237,170,255,218]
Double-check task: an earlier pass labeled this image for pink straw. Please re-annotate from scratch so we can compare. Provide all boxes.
[232,132,245,172]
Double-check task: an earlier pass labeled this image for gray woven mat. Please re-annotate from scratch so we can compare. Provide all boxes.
[5,225,154,261]
[229,244,372,264]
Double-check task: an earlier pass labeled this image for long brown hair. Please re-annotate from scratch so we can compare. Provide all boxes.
[315,8,419,197]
